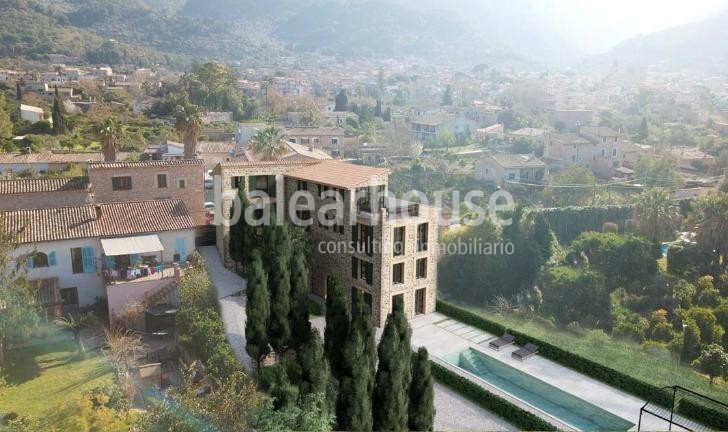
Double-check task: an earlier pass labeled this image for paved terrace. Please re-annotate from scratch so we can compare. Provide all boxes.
[410,312,687,431]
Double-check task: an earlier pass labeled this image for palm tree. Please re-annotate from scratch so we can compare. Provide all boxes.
[98,117,121,162]
[693,192,728,263]
[250,125,288,161]
[175,102,203,159]
[634,188,681,242]
[55,313,97,353]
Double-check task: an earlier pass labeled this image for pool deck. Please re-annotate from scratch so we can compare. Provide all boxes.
[410,312,690,432]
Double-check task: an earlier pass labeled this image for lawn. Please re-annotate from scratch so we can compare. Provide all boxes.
[459,304,728,404]
[0,339,113,417]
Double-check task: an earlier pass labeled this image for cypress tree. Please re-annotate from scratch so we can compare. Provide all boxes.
[532,212,554,262]
[15,81,22,101]
[373,295,412,431]
[245,251,270,364]
[337,291,375,432]
[268,246,292,351]
[374,100,382,118]
[229,187,253,272]
[289,248,311,348]
[408,347,435,431]
[324,276,349,381]
[297,328,330,397]
[261,210,279,272]
[51,86,67,135]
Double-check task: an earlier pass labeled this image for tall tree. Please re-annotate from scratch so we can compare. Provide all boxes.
[15,81,22,101]
[268,249,292,352]
[373,296,412,431]
[638,117,649,141]
[289,248,311,349]
[337,291,375,432]
[297,328,330,397]
[229,187,254,273]
[51,86,67,135]
[634,188,681,242]
[374,100,382,118]
[250,124,288,161]
[0,219,39,365]
[98,117,121,162]
[245,251,270,363]
[324,276,349,381]
[408,347,435,431]
[441,84,453,106]
[334,89,348,112]
[692,344,728,386]
[175,102,203,159]
[693,192,728,264]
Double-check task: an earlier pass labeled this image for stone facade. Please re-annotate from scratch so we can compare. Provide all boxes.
[215,160,438,327]
[88,160,206,226]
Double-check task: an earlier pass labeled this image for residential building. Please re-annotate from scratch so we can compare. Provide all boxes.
[410,113,477,143]
[621,142,654,169]
[87,159,206,226]
[0,177,91,211]
[213,159,438,326]
[474,154,547,185]
[20,104,46,124]
[543,126,623,178]
[476,124,504,141]
[505,128,546,146]
[552,109,594,131]
[284,127,358,157]
[0,151,129,177]
[668,146,716,174]
[2,199,195,319]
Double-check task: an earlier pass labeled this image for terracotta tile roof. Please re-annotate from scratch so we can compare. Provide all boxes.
[218,159,318,168]
[285,160,390,189]
[88,159,204,169]
[1,206,98,243]
[0,177,90,195]
[0,151,129,164]
[96,199,194,237]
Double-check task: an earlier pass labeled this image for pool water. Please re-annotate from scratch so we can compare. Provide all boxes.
[444,348,635,431]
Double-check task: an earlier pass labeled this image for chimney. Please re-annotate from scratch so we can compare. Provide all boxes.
[95,204,102,219]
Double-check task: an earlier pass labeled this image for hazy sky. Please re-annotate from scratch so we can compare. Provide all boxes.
[546,0,728,52]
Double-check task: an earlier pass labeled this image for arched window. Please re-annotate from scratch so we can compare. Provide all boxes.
[33,252,49,268]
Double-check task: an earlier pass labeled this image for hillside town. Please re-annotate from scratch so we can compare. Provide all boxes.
[2,4,728,431]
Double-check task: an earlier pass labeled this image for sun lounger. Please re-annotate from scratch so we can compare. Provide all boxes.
[488,333,516,350]
[511,343,539,360]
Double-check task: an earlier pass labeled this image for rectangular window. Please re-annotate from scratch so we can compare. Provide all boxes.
[393,263,404,284]
[332,137,339,145]
[612,148,617,157]
[392,293,404,313]
[351,257,358,279]
[417,223,428,252]
[416,258,427,279]
[71,248,84,274]
[297,180,308,191]
[301,138,310,144]
[360,260,373,285]
[60,287,78,306]
[393,226,405,256]
[415,288,426,315]
[178,179,186,189]
[157,174,167,188]
[112,176,132,191]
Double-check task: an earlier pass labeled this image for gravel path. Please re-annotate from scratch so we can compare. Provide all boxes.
[198,246,513,430]
[198,246,252,370]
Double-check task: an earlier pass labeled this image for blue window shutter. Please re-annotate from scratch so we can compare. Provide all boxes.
[25,257,34,269]
[48,251,57,267]
[176,237,187,262]
[130,254,140,266]
[82,247,94,273]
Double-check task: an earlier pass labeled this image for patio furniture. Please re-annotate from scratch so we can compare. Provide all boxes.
[488,333,516,350]
[511,343,539,361]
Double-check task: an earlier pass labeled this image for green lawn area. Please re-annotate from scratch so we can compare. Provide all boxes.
[459,304,728,404]
[0,339,113,417]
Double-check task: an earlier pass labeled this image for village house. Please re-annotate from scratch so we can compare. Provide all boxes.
[474,153,547,185]
[543,126,624,178]
[0,151,129,177]
[410,113,477,143]
[2,199,196,320]
[20,104,46,124]
[0,177,91,211]
[284,127,358,157]
[213,159,439,327]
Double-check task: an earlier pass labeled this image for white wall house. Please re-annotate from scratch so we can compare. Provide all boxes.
[20,104,46,124]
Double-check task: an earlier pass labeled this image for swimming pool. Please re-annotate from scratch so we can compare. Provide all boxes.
[443,348,635,431]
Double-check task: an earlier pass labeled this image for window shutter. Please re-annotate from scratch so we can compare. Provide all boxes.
[82,247,94,273]
[176,237,187,262]
[352,224,358,243]
[130,254,140,266]
[104,255,116,270]
[365,262,373,285]
[351,257,358,279]
[48,251,57,267]
[25,257,33,269]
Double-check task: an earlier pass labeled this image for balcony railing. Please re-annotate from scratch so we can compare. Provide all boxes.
[103,263,185,285]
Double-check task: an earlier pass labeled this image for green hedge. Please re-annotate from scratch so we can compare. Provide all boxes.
[677,399,728,431]
[538,205,633,244]
[436,300,728,428]
[431,361,557,431]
